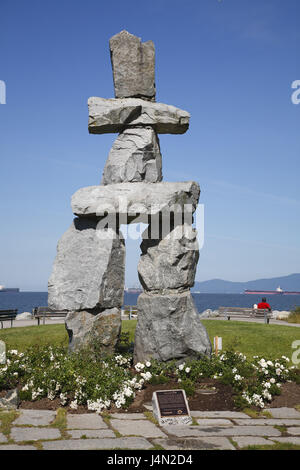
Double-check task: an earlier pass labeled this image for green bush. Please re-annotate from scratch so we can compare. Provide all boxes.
[0,345,298,411]
[288,306,300,324]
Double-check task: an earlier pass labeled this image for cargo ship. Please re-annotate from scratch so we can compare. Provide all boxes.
[0,285,20,293]
[124,287,143,294]
[244,286,300,295]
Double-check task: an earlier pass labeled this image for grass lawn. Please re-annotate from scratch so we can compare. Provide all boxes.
[0,324,68,351]
[0,319,299,360]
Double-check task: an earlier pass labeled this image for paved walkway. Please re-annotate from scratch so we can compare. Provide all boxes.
[3,317,300,329]
[0,407,300,450]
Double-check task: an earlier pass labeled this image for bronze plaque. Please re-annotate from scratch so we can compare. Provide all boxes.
[156,390,188,417]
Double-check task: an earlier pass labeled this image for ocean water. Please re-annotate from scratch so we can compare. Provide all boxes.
[0,291,300,315]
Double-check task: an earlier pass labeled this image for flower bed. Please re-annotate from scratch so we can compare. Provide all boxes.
[0,345,299,412]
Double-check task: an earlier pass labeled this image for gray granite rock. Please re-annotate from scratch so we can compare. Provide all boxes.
[134,291,212,363]
[110,30,155,100]
[65,307,121,353]
[138,224,199,292]
[71,181,200,223]
[16,312,33,320]
[0,388,19,409]
[102,127,162,185]
[88,97,190,134]
[0,340,5,364]
[48,219,125,311]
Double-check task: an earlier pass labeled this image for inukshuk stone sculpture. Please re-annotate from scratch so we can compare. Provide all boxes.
[48,30,212,361]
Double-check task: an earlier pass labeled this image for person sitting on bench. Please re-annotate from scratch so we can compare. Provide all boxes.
[257,297,271,311]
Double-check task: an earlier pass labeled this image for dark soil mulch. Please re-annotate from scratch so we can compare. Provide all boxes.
[6,378,300,414]
[16,378,236,414]
[265,382,300,409]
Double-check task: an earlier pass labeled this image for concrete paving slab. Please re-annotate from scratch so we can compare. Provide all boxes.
[109,413,146,420]
[42,437,153,450]
[0,444,37,450]
[196,418,233,426]
[67,413,107,429]
[190,411,250,419]
[67,429,115,439]
[286,427,300,436]
[13,409,56,426]
[153,437,236,450]
[162,425,282,437]
[267,408,300,419]
[233,419,300,426]
[11,426,61,442]
[272,437,300,445]
[0,433,7,443]
[111,419,166,438]
[232,437,276,448]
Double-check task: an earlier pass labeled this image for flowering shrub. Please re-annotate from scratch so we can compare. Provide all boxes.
[0,345,299,412]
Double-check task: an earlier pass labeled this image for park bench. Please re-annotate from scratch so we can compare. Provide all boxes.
[32,306,68,326]
[121,305,138,320]
[0,309,18,328]
[219,306,272,324]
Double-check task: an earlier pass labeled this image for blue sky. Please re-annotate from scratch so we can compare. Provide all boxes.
[1,0,300,290]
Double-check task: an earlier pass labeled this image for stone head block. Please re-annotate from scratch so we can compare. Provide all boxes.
[110,30,156,100]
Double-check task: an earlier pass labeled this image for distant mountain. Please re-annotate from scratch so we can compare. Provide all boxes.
[192,273,300,294]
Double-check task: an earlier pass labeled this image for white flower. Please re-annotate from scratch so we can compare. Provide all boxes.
[276,368,281,376]
[262,390,272,400]
[185,367,191,373]
[59,392,68,405]
[135,362,145,372]
[270,378,276,384]
[263,382,271,389]
[47,390,56,400]
[146,361,151,367]
[70,400,78,410]
[178,364,185,371]
[140,371,152,381]
[234,374,242,381]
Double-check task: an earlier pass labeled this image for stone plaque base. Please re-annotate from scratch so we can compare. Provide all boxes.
[152,389,192,426]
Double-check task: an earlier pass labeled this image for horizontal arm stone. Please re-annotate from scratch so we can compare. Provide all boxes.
[71,181,200,221]
[88,97,190,134]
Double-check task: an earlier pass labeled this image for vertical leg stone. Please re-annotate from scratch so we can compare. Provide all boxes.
[134,224,211,363]
[134,290,211,363]
[48,219,125,311]
[48,218,125,352]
